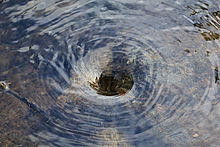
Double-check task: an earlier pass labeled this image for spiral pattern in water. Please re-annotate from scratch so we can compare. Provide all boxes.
[1,0,220,146]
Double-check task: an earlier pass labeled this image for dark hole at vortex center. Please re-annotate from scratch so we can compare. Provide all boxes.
[89,70,134,96]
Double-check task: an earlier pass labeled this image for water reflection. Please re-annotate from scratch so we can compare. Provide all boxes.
[187,1,220,41]
[0,0,220,146]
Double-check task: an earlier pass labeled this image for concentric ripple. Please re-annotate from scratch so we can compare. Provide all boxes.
[1,0,220,146]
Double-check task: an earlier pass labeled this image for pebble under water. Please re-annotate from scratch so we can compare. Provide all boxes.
[0,0,220,146]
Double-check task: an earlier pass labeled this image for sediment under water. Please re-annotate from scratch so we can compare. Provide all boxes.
[0,0,220,146]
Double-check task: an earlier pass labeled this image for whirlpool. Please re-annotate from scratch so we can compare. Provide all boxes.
[0,0,220,146]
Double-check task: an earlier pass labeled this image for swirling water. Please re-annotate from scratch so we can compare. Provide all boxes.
[0,0,220,146]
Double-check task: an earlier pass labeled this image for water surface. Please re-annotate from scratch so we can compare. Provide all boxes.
[0,0,220,146]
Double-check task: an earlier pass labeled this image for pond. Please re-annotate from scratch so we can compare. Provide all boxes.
[0,0,220,146]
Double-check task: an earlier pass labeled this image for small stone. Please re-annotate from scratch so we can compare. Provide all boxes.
[206,50,211,56]
[0,81,9,91]
[211,99,219,105]
[192,133,199,138]
[184,49,190,53]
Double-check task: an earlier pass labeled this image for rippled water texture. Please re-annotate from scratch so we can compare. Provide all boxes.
[1,0,220,146]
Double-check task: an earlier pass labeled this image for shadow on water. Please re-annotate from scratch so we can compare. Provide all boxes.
[1,0,220,146]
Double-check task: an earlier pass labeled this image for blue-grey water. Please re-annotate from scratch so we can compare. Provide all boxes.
[0,0,220,146]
